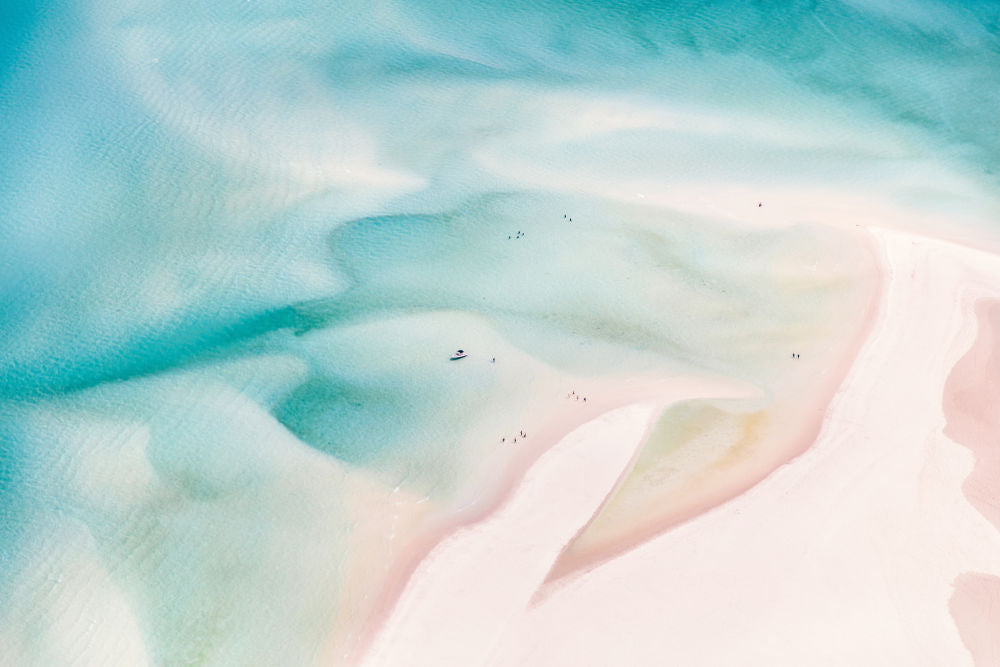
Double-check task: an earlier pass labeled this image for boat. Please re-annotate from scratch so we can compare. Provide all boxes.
[450,349,468,360]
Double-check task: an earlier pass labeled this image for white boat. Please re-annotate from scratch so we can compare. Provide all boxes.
[450,349,468,360]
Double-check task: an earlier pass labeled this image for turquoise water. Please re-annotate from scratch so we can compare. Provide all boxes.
[2,0,999,662]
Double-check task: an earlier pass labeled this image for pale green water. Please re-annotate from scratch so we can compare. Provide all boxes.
[2,0,999,663]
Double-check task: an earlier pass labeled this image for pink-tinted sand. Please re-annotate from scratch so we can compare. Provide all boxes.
[950,573,1000,667]
[943,299,1000,666]
[351,229,883,660]
[943,299,1000,530]
[346,372,760,664]
[360,228,1000,666]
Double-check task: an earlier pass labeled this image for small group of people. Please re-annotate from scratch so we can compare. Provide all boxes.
[507,230,525,240]
[563,214,573,222]
[567,390,587,402]
[501,428,527,444]
[791,352,801,359]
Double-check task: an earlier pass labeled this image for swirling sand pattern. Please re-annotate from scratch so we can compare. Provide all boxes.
[2,1,999,664]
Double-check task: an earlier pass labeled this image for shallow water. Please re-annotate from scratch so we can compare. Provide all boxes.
[2,0,999,663]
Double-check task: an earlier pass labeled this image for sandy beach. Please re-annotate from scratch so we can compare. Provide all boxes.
[357,373,761,666]
[360,227,1000,666]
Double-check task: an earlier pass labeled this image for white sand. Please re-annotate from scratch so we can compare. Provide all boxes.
[361,227,1000,667]
[359,376,757,667]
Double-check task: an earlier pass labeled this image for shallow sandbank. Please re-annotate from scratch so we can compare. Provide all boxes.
[363,228,1000,666]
